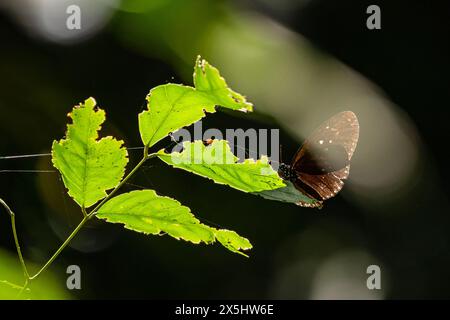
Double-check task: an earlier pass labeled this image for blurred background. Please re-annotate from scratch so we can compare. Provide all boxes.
[0,0,449,299]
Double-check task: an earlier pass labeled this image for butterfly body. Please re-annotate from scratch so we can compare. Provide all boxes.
[278,163,296,181]
[278,111,359,208]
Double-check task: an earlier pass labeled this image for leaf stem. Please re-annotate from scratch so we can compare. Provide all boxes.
[28,145,157,282]
[29,214,89,280]
[0,198,30,281]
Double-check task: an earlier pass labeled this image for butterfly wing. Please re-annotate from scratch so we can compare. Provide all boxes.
[291,111,359,202]
[297,166,349,201]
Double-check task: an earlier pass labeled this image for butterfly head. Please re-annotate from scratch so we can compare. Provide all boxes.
[278,163,296,181]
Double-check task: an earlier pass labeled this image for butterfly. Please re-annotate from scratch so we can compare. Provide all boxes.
[278,111,359,208]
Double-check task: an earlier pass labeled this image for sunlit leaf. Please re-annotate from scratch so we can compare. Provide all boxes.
[193,57,252,112]
[139,56,253,147]
[157,140,285,193]
[97,190,252,255]
[52,97,129,208]
[214,230,252,257]
[97,190,214,244]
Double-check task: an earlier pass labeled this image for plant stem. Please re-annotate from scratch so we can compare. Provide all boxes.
[29,214,89,280]
[0,198,30,280]
[28,146,157,282]
[11,214,30,279]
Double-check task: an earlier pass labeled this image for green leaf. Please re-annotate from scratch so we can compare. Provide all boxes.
[52,97,129,208]
[253,180,322,207]
[97,190,252,255]
[97,190,214,244]
[157,140,285,193]
[214,230,253,257]
[194,57,252,112]
[139,56,253,147]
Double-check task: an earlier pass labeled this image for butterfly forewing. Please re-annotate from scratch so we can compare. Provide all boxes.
[294,144,350,175]
[291,111,359,203]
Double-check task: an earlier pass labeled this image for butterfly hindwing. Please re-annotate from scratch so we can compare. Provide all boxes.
[298,166,349,201]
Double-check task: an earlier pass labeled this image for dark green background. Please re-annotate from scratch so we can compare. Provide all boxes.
[1,0,449,299]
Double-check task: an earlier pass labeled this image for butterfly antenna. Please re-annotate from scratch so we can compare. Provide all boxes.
[279,144,283,164]
[233,143,250,159]
[232,143,280,165]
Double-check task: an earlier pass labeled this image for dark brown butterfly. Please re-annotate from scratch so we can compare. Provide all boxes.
[278,111,359,208]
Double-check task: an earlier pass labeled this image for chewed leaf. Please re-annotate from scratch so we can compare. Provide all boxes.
[97,190,252,256]
[253,180,322,207]
[52,98,129,208]
[214,230,253,257]
[139,56,253,147]
[138,84,213,148]
[157,140,285,193]
[194,57,252,112]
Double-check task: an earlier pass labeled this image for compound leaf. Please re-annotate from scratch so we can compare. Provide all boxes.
[157,140,285,193]
[52,97,129,208]
[97,190,252,256]
[139,56,253,147]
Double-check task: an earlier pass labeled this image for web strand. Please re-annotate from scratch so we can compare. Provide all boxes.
[0,170,56,173]
[0,153,52,160]
[0,146,145,161]
[0,143,260,232]
[1,143,281,165]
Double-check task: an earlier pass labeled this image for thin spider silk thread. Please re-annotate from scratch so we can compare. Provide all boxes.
[0,141,278,230]
[0,145,229,229]
[0,146,145,160]
[1,143,279,164]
